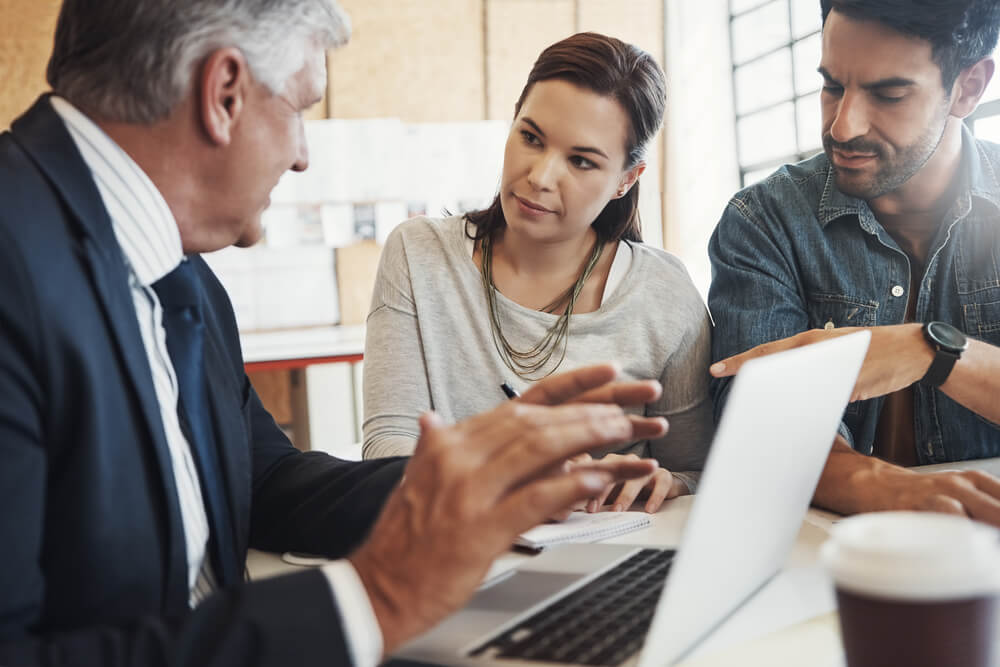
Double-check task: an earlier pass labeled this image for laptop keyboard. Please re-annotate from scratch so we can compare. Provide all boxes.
[469,548,675,665]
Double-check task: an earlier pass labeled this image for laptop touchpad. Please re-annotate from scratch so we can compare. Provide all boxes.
[467,571,582,612]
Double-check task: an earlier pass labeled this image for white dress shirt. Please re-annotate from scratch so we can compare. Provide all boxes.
[51,97,382,666]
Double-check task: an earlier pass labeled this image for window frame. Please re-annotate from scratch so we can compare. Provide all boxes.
[729,0,823,186]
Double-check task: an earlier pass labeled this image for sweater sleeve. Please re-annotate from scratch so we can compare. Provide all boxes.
[644,282,715,492]
[362,226,430,459]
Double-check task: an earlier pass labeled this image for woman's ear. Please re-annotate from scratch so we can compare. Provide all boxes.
[198,47,251,146]
[615,162,646,198]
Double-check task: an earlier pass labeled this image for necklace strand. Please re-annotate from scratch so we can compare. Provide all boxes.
[480,233,605,380]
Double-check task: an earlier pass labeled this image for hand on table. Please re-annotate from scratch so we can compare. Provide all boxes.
[349,364,667,655]
[567,453,685,514]
[817,438,1000,529]
[710,324,933,402]
[874,467,1000,527]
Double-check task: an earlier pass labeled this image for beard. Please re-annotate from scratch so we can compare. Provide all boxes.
[823,113,949,201]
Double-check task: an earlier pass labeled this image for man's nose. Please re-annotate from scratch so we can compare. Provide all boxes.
[829,91,870,145]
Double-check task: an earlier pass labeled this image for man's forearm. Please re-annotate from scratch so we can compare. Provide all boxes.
[941,339,1000,424]
[812,436,917,515]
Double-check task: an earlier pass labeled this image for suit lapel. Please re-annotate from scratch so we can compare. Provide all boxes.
[200,296,252,563]
[11,96,190,611]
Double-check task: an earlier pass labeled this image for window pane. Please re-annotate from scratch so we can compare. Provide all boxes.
[793,32,822,95]
[791,0,822,38]
[738,102,797,165]
[731,0,766,15]
[796,92,823,153]
[743,165,778,186]
[735,48,793,115]
[731,1,790,65]
[973,114,1000,143]
[981,72,1000,104]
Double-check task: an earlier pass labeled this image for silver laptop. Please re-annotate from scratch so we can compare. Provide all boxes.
[394,331,870,667]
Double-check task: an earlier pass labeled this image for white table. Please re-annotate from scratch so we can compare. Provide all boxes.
[247,497,842,666]
[241,324,365,370]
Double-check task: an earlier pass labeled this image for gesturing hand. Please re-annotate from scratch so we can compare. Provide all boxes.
[710,324,934,402]
[348,364,665,655]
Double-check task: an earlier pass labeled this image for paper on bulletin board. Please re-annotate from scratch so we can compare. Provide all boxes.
[204,245,340,331]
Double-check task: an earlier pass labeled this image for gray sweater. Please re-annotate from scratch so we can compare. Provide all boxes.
[362,216,714,488]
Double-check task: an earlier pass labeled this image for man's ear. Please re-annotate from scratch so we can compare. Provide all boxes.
[950,57,995,119]
[199,47,251,146]
[615,162,646,198]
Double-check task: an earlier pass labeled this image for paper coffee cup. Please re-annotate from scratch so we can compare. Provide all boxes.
[821,512,1000,667]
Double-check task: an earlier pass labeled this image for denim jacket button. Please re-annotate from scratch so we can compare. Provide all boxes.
[891,285,905,297]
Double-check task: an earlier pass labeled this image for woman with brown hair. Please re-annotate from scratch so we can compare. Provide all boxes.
[362,32,713,513]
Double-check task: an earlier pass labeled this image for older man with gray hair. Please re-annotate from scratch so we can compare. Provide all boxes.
[0,1,665,665]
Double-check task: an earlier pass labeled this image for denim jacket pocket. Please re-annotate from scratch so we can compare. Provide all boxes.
[961,293,1000,342]
[806,292,879,330]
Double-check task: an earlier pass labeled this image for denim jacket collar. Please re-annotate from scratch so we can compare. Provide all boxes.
[817,124,1000,233]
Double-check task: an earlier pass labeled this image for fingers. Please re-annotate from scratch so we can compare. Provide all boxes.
[710,344,774,378]
[587,481,618,514]
[579,454,652,512]
[564,453,594,471]
[949,474,1000,527]
[571,459,658,485]
[518,363,620,406]
[643,470,677,513]
[628,415,669,440]
[494,469,623,538]
[484,404,650,493]
[570,380,663,409]
[608,476,648,512]
[710,330,836,377]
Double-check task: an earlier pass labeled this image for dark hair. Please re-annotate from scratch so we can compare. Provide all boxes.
[821,0,1000,88]
[465,32,667,245]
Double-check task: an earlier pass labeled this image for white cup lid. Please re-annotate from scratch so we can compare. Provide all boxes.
[821,512,1000,601]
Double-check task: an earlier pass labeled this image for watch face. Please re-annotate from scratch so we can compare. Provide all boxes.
[927,321,969,352]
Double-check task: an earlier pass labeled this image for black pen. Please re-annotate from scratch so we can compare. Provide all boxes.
[500,381,520,399]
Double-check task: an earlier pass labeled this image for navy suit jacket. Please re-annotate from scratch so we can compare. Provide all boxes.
[0,96,407,666]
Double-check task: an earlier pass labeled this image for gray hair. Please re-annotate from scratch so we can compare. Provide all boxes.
[47,0,350,124]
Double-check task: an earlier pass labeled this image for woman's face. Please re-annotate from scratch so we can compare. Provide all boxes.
[499,79,642,244]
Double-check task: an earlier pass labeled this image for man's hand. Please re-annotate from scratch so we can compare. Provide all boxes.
[348,364,667,654]
[710,324,933,402]
[815,437,1000,527]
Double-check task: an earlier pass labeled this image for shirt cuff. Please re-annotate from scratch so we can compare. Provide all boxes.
[321,560,384,667]
[837,421,855,449]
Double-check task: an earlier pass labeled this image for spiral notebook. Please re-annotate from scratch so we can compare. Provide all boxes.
[515,511,651,551]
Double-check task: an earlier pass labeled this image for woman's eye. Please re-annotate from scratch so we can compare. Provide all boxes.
[571,156,597,169]
[521,130,541,146]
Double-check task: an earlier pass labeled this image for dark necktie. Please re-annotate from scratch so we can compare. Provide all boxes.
[152,259,238,587]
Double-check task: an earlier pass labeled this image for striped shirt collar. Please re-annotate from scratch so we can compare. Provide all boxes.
[50,96,183,286]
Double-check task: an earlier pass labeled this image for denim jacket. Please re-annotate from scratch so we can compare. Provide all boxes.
[708,127,1000,464]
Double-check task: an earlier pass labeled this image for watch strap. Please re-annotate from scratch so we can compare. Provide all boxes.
[921,347,960,387]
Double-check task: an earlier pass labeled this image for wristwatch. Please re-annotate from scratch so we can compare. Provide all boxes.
[920,321,968,387]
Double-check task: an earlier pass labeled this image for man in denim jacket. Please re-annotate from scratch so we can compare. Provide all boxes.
[709,0,1000,526]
